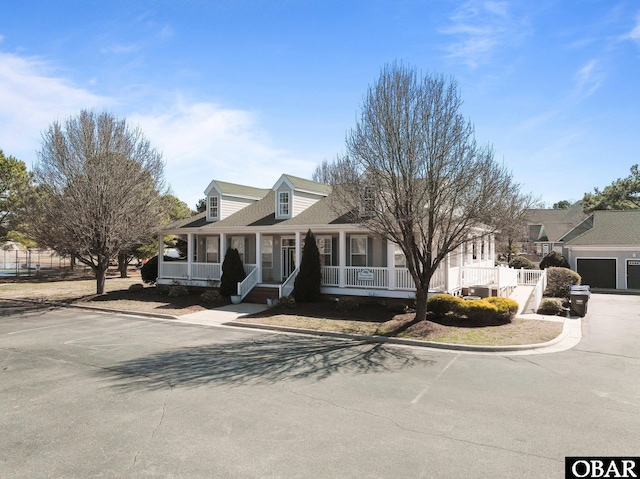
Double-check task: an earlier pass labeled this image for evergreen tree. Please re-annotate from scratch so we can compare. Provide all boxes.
[292,229,322,302]
[220,248,246,296]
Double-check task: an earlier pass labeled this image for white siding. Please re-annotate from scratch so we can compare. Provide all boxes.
[292,190,323,216]
[220,196,254,219]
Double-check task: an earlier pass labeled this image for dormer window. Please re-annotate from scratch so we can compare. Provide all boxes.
[208,196,219,220]
[361,186,376,216]
[278,191,290,216]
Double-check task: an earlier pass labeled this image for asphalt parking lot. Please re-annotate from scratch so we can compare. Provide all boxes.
[0,293,639,478]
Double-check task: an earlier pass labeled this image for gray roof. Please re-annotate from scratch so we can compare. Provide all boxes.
[214,181,270,199]
[163,211,209,229]
[564,210,640,246]
[526,202,588,242]
[282,174,332,195]
[281,193,354,226]
[200,190,284,229]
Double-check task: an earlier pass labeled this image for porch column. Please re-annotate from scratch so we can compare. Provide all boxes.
[490,234,496,263]
[339,231,346,288]
[295,231,302,269]
[220,233,227,263]
[187,233,194,279]
[158,235,164,278]
[386,239,396,290]
[256,232,262,283]
[444,252,452,292]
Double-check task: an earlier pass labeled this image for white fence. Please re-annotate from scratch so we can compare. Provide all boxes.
[237,265,258,300]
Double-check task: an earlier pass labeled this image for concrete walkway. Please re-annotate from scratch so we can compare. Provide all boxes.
[176,303,269,327]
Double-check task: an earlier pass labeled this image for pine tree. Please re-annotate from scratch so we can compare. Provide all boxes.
[220,248,246,296]
[292,230,322,302]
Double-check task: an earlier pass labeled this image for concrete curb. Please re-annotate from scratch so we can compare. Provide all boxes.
[4,298,581,354]
[230,315,579,353]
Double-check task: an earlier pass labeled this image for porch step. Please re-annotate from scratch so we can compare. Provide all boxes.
[244,286,280,304]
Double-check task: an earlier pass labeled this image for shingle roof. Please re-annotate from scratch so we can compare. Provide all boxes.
[199,190,284,229]
[526,203,588,242]
[163,211,209,229]
[564,210,640,246]
[214,181,270,199]
[280,192,354,226]
[282,174,332,195]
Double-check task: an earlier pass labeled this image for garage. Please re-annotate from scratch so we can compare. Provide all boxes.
[577,258,617,289]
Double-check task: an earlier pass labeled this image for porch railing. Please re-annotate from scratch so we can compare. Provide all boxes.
[159,262,189,279]
[531,269,548,312]
[237,265,258,300]
[344,266,389,289]
[191,262,222,280]
[279,268,299,298]
[321,266,339,286]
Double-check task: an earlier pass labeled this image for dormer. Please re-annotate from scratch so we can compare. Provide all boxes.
[203,180,269,222]
[273,174,332,220]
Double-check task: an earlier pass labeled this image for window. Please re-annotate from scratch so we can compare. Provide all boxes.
[394,244,406,268]
[278,191,290,216]
[472,241,477,260]
[350,235,368,267]
[316,236,332,266]
[208,196,219,219]
[262,236,273,269]
[231,236,245,262]
[361,187,376,216]
[206,236,218,263]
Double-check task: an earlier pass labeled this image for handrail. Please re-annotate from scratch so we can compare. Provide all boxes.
[237,265,258,301]
[279,267,299,298]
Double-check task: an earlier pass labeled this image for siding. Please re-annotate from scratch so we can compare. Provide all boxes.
[292,191,323,217]
[220,196,255,220]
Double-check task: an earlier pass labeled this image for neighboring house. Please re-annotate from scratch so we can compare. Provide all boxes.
[560,210,640,290]
[157,174,501,301]
[525,203,589,256]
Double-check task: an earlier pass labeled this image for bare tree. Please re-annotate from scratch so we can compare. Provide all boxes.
[29,110,166,294]
[326,63,533,323]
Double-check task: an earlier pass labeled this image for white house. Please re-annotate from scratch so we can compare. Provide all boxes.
[157,174,509,302]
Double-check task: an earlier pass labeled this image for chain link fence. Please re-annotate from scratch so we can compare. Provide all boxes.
[0,248,71,277]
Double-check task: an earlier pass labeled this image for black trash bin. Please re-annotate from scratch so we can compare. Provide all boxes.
[570,285,590,317]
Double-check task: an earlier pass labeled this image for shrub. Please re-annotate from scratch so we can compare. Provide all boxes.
[508,256,536,270]
[386,302,410,314]
[128,283,144,292]
[336,297,359,311]
[141,255,176,284]
[156,284,170,295]
[539,251,570,269]
[200,289,222,304]
[220,248,246,297]
[292,229,322,302]
[167,285,189,297]
[538,297,564,315]
[427,294,466,317]
[544,267,581,299]
[484,297,519,322]
[278,295,296,309]
[464,299,500,324]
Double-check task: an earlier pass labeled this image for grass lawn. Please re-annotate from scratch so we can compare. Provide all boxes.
[0,271,564,346]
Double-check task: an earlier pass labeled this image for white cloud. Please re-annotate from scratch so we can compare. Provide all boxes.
[0,51,111,164]
[441,0,530,68]
[574,59,603,98]
[129,99,315,207]
[624,14,640,42]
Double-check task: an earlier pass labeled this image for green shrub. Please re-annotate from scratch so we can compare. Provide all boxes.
[508,256,536,270]
[427,294,466,317]
[168,285,189,297]
[484,297,519,322]
[200,290,222,304]
[336,297,359,312]
[464,299,500,324]
[386,302,410,314]
[292,229,322,302]
[156,284,170,295]
[538,297,564,315]
[220,248,246,297]
[539,251,569,269]
[128,283,144,292]
[278,295,296,309]
[544,267,581,299]
[141,255,177,284]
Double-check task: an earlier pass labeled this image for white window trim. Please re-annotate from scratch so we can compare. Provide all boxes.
[208,195,219,220]
[206,236,219,263]
[350,235,368,267]
[231,236,245,262]
[317,235,332,266]
[262,236,273,269]
[277,191,290,218]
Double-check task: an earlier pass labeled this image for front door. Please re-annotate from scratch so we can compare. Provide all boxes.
[281,237,296,280]
[628,260,640,289]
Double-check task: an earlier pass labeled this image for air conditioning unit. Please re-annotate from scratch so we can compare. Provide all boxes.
[468,285,491,298]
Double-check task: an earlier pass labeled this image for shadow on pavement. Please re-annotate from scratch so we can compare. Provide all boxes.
[98,335,435,390]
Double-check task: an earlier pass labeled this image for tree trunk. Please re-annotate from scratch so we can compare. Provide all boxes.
[96,264,108,294]
[70,254,76,271]
[414,287,429,323]
[118,252,128,278]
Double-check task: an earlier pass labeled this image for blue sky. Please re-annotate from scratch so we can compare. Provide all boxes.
[1,1,639,210]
